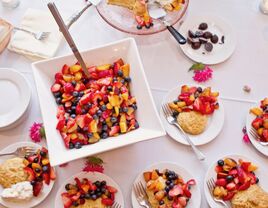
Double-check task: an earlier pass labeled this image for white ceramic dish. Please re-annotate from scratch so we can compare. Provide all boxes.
[204,154,268,208]
[0,142,55,208]
[160,84,224,146]
[179,15,236,65]
[246,103,268,156]
[131,162,201,208]
[0,68,31,129]
[55,171,124,208]
[32,38,166,166]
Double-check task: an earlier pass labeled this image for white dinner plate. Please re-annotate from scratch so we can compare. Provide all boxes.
[55,172,124,208]
[131,162,201,208]
[179,15,237,65]
[0,68,31,129]
[160,84,224,146]
[204,154,268,208]
[0,142,55,208]
[246,103,268,156]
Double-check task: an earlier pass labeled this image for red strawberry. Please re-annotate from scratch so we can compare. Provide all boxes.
[56,117,65,131]
[97,70,110,78]
[238,180,251,191]
[50,167,56,180]
[51,83,61,93]
[75,83,86,92]
[101,198,114,206]
[97,77,112,86]
[226,182,236,191]
[214,165,223,173]
[223,191,235,201]
[79,94,91,105]
[172,201,183,208]
[76,105,82,115]
[237,167,247,184]
[215,178,227,187]
[188,87,197,94]
[62,64,70,74]
[252,117,263,130]
[43,173,50,185]
[63,83,74,94]
[63,135,71,148]
[263,129,268,141]
[55,72,63,83]
[61,193,72,208]
[229,169,238,176]
[178,196,187,206]
[169,185,183,197]
[33,182,43,197]
[57,106,65,118]
[91,92,103,104]
[24,167,35,181]
[107,185,118,193]
[113,63,120,75]
[71,192,81,201]
[241,161,251,172]
[109,126,120,136]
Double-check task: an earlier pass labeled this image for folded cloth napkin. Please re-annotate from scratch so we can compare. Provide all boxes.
[8,8,62,60]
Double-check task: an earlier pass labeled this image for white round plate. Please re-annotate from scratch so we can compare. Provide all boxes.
[0,69,31,129]
[0,142,55,208]
[160,84,224,146]
[131,162,201,208]
[179,15,237,65]
[246,103,268,156]
[55,172,124,208]
[204,154,268,208]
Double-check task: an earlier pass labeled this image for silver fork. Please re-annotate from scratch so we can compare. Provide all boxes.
[162,103,205,161]
[14,27,50,41]
[111,202,121,208]
[0,146,36,158]
[206,178,231,208]
[133,181,150,208]
[249,127,268,146]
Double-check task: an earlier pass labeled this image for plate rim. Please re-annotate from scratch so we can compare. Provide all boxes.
[0,68,31,129]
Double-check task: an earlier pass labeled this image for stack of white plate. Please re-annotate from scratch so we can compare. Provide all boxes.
[0,68,31,131]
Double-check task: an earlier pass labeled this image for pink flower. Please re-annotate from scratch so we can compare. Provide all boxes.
[193,66,213,82]
[83,163,104,173]
[242,126,250,144]
[29,122,45,143]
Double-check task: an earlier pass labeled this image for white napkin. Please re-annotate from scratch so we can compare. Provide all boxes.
[8,8,62,61]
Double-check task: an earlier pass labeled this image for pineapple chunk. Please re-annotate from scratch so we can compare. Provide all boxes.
[143,172,152,182]
[120,64,130,77]
[151,170,159,180]
[74,72,82,81]
[97,64,111,71]
[250,107,263,116]
[108,95,120,106]
[70,64,82,73]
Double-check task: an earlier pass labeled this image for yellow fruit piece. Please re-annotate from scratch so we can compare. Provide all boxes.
[121,92,129,101]
[127,107,134,115]
[42,158,50,166]
[250,107,263,116]
[120,122,127,133]
[155,190,165,201]
[202,87,211,96]
[258,128,264,136]
[155,178,166,191]
[174,4,181,10]
[181,85,189,93]
[67,123,78,133]
[70,133,78,140]
[106,103,113,110]
[88,135,100,144]
[32,163,41,170]
[143,172,151,182]
[264,120,268,129]
[168,102,178,111]
[146,180,156,190]
[63,74,73,82]
[74,72,82,81]
[164,4,173,11]
[70,65,82,73]
[120,64,130,77]
[177,101,186,108]
[97,64,111,71]
[23,159,30,167]
[93,133,100,139]
[248,164,258,172]
[115,106,120,116]
[189,95,195,102]
[89,120,98,133]
[211,92,219,97]
[108,95,120,106]
[120,114,126,122]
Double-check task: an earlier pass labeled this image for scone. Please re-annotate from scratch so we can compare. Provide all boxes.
[0,157,28,188]
[231,185,268,208]
[177,111,208,135]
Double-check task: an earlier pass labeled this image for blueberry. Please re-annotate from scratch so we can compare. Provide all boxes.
[145,24,150,29]
[197,87,203,93]
[54,92,61,98]
[159,200,164,205]
[167,195,173,200]
[90,190,95,195]
[71,80,76,86]
[96,188,101,193]
[69,142,74,149]
[73,91,79,97]
[110,117,117,123]
[75,142,82,149]
[172,111,179,117]
[101,181,106,186]
[83,127,88,132]
[65,183,71,190]
[40,151,46,157]
[71,106,76,111]
[87,133,93,138]
[168,175,173,180]
[122,107,128,113]
[120,79,125,84]
[107,86,113,91]
[166,180,171,185]
[94,181,101,187]
[91,194,97,200]
[67,109,72,114]
[101,187,106,193]
[82,78,89,84]
[124,77,131,82]
[81,109,87,114]
[225,175,233,182]
[117,70,123,77]
[102,125,108,131]
[42,165,49,172]
[217,159,224,166]
[256,177,259,184]
[93,114,98,120]
[165,187,170,193]
[137,25,142,30]
[34,157,39,163]
[30,180,36,186]
[35,168,41,173]
[85,193,91,199]
[113,77,118,82]
[97,110,102,116]
[132,104,138,110]
[71,114,76,119]
[101,105,107,111]
[72,201,79,207]
[134,122,139,129]
[79,91,84,97]
[80,194,85,199]
[56,97,62,104]
[96,192,102,197]
[36,176,43,182]
[87,103,92,109]
[168,183,174,189]
[101,132,108,139]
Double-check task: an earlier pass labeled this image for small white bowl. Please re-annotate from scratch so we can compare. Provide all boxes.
[32,38,166,166]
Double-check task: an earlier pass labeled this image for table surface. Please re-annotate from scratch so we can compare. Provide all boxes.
[1,0,268,207]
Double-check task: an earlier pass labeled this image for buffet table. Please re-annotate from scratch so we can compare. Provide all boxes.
[0,0,268,207]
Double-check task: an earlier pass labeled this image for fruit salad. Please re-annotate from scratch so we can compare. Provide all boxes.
[23,147,56,197]
[213,158,259,201]
[143,169,196,208]
[168,85,219,116]
[250,97,268,142]
[61,178,117,208]
[51,58,139,149]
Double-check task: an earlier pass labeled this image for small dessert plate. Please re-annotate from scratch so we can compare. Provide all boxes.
[179,15,237,65]
[54,171,124,207]
[131,162,201,208]
[160,84,224,146]
[0,68,31,130]
[0,142,55,208]
[246,105,268,156]
[204,154,268,208]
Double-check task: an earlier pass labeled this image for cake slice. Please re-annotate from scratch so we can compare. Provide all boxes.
[107,0,136,10]
[0,19,12,53]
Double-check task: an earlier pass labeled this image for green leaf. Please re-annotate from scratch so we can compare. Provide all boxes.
[39,127,46,138]
[86,156,104,165]
[189,63,205,71]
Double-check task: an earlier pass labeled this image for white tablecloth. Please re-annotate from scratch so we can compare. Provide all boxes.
[0,0,268,207]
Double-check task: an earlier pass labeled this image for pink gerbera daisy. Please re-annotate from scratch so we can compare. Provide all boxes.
[29,122,46,143]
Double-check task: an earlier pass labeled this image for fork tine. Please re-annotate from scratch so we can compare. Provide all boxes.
[136,182,144,197]
[165,103,173,115]
[163,103,171,116]
[138,181,147,196]
[133,183,140,198]
[161,104,168,117]
[250,128,259,138]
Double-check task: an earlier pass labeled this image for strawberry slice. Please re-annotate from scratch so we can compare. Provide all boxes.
[33,182,43,197]
[61,193,72,208]
[169,185,183,197]
[263,129,268,141]
[186,179,196,186]
[79,94,91,105]
[24,167,35,181]
[241,161,251,172]
[63,83,74,94]
[75,83,86,91]
[109,126,120,136]
[57,106,65,119]
[51,83,61,93]
[237,167,247,184]
[238,180,251,191]
[107,185,118,193]
[50,167,56,180]
[101,198,114,206]
[226,182,236,191]
[56,117,65,131]
[252,117,263,130]
[178,196,187,206]
[62,64,70,74]
[215,178,227,187]
[223,191,235,201]
[43,173,50,185]
[172,201,183,208]
[97,77,112,86]
[55,72,63,83]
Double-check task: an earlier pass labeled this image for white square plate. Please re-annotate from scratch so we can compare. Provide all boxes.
[32,38,166,166]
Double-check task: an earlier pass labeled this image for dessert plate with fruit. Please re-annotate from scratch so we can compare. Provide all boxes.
[160,84,224,146]
[204,155,268,208]
[55,171,124,208]
[32,38,165,166]
[246,97,268,156]
[0,142,56,208]
[179,15,236,64]
[131,162,201,207]
[96,0,189,35]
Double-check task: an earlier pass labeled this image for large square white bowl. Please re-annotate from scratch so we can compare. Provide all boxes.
[32,38,166,166]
